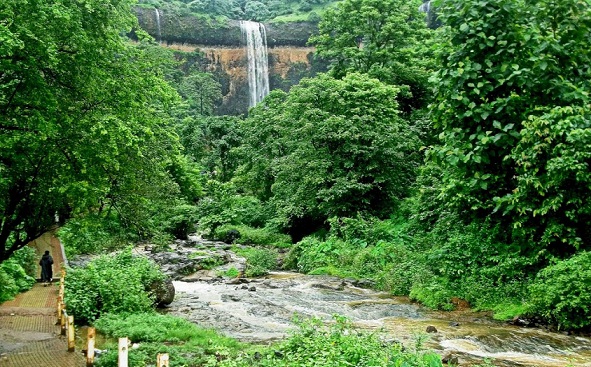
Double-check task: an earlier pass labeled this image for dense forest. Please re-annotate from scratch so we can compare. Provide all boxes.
[2,0,591,361]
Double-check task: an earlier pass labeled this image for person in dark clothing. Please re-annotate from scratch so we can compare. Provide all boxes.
[39,250,54,284]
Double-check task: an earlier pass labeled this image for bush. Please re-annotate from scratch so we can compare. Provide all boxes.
[58,214,133,257]
[529,251,591,330]
[215,315,444,367]
[94,313,242,367]
[213,224,291,247]
[0,247,36,302]
[236,247,278,277]
[65,249,164,323]
[160,204,199,240]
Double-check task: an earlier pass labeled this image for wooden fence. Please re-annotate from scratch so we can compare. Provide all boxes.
[57,270,170,367]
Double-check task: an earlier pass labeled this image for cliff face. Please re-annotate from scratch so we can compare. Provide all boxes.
[135,8,327,114]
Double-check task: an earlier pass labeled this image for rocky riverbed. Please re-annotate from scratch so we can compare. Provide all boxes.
[73,236,591,367]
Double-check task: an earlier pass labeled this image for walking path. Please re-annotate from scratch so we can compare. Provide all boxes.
[0,233,84,367]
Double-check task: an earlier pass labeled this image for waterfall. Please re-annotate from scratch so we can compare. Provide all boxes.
[240,21,270,107]
[155,9,162,43]
[418,0,431,13]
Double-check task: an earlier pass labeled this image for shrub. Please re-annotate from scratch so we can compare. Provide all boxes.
[160,204,199,240]
[58,214,132,257]
[0,247,36,302]
[236,247,277,277]
[94,313,242,367]
[213,224,291,247]
[529,251,591,330]
[215,315,444,367]
[65,249,164,323]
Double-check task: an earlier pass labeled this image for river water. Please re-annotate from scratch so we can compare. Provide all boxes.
[167,271,591,367]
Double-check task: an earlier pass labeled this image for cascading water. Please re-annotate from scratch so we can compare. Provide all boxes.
[155,9,162,43]
[240,20,270,107]
[419,0,431,13]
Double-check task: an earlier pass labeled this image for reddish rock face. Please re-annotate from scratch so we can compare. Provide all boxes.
[134,8,327,114]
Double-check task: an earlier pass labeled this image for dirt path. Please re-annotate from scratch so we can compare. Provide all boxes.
[0,233,84,367]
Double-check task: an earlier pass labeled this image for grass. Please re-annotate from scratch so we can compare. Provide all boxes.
[94,313,243,367]
[492,302,531,321]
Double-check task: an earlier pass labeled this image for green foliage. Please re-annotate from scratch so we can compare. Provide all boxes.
[177,115,243,182]
[222,267,240,278]
[529,251,591,330]
[235,247,277,277]
[239,73,420,230]
[0,0,185,263]
[58,214,133,257]
[196,181,269,235]
[431,0,591,255]
[0,247,36,302]
[310,0,433,112]
[65,250,164,324]
[214,315,444,367]
[213,224,291,247]
[94,313,242,367]
[139,0,336,22]
[159,204,200,240]
[10,246,36,277]
[179,71,222,116]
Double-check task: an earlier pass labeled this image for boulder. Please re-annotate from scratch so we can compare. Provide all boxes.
[150,278,176,306]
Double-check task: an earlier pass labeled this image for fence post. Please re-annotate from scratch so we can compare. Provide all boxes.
[67,315,75,352]
[157,353,169,367]
[60,306,67,336]
[56,295,62,325]
[86,327,96,367]
[118,337,128,367]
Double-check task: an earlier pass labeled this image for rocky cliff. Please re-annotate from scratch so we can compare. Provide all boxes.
[135,7,327,115]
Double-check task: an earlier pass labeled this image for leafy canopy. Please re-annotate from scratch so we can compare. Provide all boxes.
[431,0,591,255]
[0,0,183,262]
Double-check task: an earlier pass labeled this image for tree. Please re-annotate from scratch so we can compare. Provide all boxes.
[309,0,433,112]
[239,74,420,229]
[0,0,182,263]
[244,1,270,21]
[179,71,222,116]
[177,115,243,182]
[431,0,591,255]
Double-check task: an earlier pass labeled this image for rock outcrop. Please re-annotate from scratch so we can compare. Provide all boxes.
[133,8,327,115]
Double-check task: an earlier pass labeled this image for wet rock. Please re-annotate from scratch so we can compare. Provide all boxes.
[249,286,256,292]
[449,322,460,327]
[150,278,176,306]
[441,352,458,365]
[223,229,241,244]
[261,280,279,289]
[511,316,531,327]
[352,279,376,289]
[227,278,249,285]
[312,283,344,291]
[221,294,241,302]
[426,325,438,333]
[241,285,249,290]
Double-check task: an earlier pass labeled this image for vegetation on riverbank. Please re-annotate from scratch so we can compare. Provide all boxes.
[3,0,591,338]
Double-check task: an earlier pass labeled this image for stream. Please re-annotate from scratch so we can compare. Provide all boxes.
[141,239,591,367]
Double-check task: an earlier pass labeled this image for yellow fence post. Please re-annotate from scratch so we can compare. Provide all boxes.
[118,337,129,367]
[67,315,75,352]
[86,327,96,367]
[56,295,62,325]
[157,353,170,367]
[60,306,67,336]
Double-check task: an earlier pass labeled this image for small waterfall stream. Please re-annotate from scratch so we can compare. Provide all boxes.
[419,0,431,13]
[240,20,270,107]
[155,9,162,43]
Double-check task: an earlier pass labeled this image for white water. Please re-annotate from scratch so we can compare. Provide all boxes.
[419,0,431,13]
[240,20,270,107]
[155,9,162,43]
